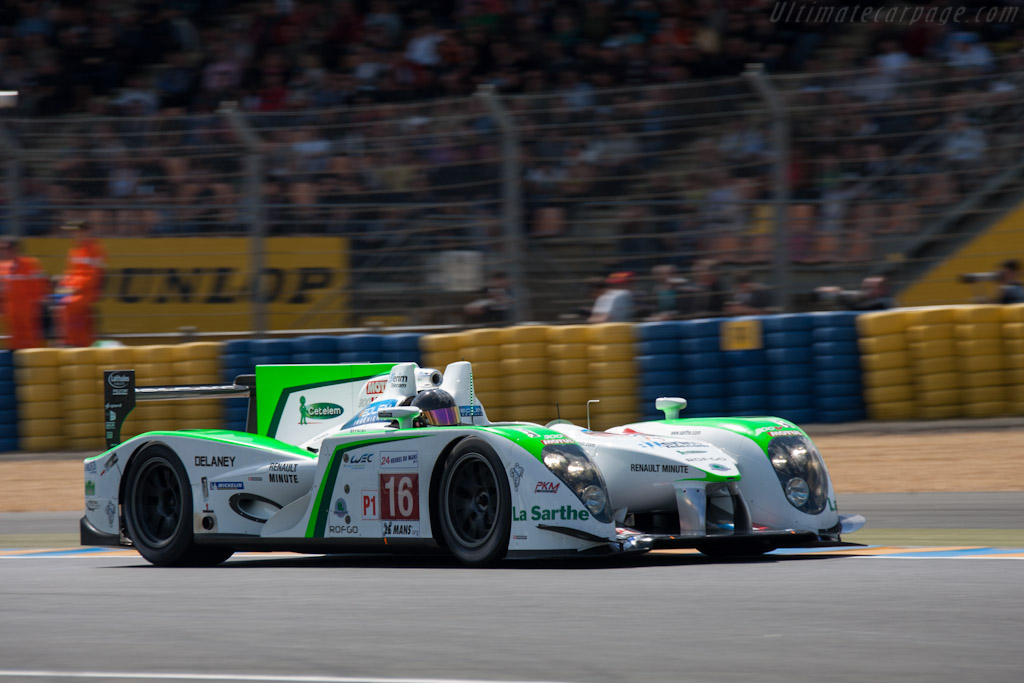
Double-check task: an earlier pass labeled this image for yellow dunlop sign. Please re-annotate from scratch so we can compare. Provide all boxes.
[23,237,350,334]
[720,318,763,351]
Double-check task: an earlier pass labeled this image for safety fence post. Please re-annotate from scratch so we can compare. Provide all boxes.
[221,104,267,338]
[0,93,23,237]
[476,85,529,324]
[744,64,791,312]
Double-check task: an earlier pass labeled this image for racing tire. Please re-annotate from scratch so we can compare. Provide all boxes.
[123,445,233,567]
[437,438,511,567]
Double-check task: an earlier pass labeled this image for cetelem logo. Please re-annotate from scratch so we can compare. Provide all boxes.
[308,403,343,418]
[107,374,131,389]
[298,395,343,425]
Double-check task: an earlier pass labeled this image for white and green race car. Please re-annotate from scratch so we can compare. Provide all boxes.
[81,361,864,566]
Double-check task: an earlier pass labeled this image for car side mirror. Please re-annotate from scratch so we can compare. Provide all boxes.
[655,397,688,420]
[378,405,422,429]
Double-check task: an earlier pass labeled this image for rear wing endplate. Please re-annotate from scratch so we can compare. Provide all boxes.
[104,370,256,449]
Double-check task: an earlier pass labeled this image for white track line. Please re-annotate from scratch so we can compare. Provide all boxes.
[0,672,573,683]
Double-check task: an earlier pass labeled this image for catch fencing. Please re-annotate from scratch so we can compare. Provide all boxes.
[2,59,1024,338]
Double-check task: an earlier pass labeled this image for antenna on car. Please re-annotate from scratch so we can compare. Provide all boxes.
[555,402,561,420]
[586,399,600,431]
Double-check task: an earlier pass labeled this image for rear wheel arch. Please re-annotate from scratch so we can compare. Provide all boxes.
[121,441,231,566]
[117,440,170,529]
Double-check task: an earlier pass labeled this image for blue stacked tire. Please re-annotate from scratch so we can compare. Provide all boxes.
[810,311,866,423]
[250,338,295,367]
[293,335,340,364]
[0,350,15,449]
[763,314,816,422]
[382,333,422,365]
[678,319,725,417]
[635,321,684,420]
[724,317,770,415]
[338,334,384,363]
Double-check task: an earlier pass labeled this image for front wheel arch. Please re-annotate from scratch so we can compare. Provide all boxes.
[428,436,472,551]
[434,437,512,566]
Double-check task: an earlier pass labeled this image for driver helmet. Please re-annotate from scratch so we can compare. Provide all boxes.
[410,389,459,427]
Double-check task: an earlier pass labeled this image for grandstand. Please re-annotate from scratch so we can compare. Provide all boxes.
[0,1,1022,328]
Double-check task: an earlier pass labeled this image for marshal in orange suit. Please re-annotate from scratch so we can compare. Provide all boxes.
[0,237,49,349]
[58,220,107,347]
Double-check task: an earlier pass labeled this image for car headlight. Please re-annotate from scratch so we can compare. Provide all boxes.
[767,435,828,514]
[581,485,607,516]
[785,477,810,507]
[539,443,612,523]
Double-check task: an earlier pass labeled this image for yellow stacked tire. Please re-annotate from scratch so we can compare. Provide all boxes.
[172,342,223,429]
[584,323,637,429]
[547,325,589,345]
[954,305,1005,417]
[56,347,106,450]
[420,332,465,372]
[15,349,65,451]
[124,345,178,435]
[1003,305,1024,415]
[545,325,591,423]
[498,326,552,423]
[906,307,960,419]
[461,329,504,419]
[856,311,915,420]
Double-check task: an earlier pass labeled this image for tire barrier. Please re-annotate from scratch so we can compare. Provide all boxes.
[547,324,590,425]
[810,311,865,423]
[762,314,817,424]
[678,318,726,418]
[1005,304,1024,416]
[172,342,222,431]
[499,325,551,425]
[222,338,254,431]
[636,321,683,422]
[955,305,1005,418]
[908,307,960,420]
[586,323,638,429]
[126,345,179,438]
[15,348,65,451]
[858,311,915,420]
[0,350,17,452]
[11,305,1024,452]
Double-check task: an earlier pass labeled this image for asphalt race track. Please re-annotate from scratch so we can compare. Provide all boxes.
[0,493,1022,683]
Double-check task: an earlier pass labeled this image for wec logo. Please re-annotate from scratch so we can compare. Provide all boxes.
[344,453,373,468]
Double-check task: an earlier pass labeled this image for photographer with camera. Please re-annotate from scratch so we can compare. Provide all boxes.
[960,259,1024,304]
[996,259,1023,304]
[815,276,893,311]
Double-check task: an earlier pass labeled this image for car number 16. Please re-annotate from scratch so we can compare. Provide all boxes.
[380,473,419,520]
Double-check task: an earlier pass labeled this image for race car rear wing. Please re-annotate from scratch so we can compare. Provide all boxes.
[104,370,256,449]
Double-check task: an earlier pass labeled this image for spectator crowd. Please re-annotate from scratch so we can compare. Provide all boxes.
[2,1,1024,324]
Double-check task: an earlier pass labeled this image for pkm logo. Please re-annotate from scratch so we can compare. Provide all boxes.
[535,481,560,494]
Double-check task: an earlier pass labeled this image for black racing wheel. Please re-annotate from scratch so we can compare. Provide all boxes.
[437,438,511,567]
[123,445,232,567]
